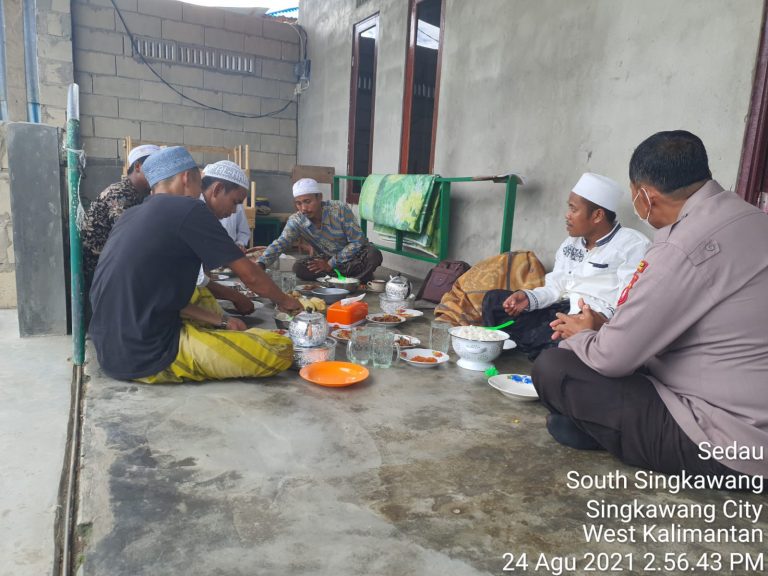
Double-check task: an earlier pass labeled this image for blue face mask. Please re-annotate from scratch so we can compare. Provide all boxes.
[632,187,654,228]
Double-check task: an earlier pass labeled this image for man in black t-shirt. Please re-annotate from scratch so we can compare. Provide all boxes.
[89,146,302,383]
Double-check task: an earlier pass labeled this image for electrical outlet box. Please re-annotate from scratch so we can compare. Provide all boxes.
[294,59,311,82]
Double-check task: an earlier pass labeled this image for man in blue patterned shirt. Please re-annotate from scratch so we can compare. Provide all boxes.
[257,178,383,281]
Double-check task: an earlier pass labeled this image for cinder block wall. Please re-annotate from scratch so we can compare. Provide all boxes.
[36,0,75,127]
[72,0,300,200]
[0,131,17,308]
[0,0,73,308]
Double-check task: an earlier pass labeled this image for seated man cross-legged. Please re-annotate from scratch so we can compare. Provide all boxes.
[80,144,160,292]
[193,160,260,316]
[89,146,303,384]
[257,178,383,281]
[482,172,650,360]
[536,131,768,483]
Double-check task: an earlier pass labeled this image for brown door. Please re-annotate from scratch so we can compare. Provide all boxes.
[737,1,768,210]
[399,0,445,174]
[346,14,379,204]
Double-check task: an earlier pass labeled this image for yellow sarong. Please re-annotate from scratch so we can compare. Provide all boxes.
[137,288,293,384]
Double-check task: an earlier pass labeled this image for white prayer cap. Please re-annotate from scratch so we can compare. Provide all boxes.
[202,160,249,189]
[293,178,321,197]
[127,144,161,166]
[572,172,623,213]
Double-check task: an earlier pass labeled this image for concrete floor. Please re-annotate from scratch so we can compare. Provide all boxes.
[0,310,71,576]
[76,290,768,576]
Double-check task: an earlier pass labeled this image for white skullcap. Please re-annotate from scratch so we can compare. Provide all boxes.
[293,178,321,197]
[202,160,249,189]
[127,144,161,166]
[572,172,623,213]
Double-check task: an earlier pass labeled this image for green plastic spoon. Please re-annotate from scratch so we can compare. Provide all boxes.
[485,319,515,331]
[333,268,347,281]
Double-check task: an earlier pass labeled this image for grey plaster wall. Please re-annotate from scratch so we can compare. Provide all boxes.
[298,0,763,276]
[72,0,300,203]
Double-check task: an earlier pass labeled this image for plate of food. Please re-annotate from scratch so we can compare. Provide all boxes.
[220,300,265,315]
[296,283,320,295]
[366,313,407,326]
[234,285,258,298]
[399,348,449,368]
[487,374,538,401]
[330,328,353,341]
[393,334,421,349]
[395,308,424,319]
[217,279,238,287]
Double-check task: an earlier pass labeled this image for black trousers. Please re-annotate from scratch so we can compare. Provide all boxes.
[532,348,743,478]
[481,289,569,360]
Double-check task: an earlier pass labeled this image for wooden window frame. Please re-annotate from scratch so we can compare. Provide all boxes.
[346,13,379,204]
[399,0,446,174]
[737,1,768,206]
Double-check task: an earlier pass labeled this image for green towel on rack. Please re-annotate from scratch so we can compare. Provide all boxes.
[359,173,442,257]
[358,174,437,233]
[374,195,442,257]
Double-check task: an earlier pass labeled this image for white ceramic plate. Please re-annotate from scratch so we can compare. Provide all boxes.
[394,308,424,319]
[296,283,320,294]
[330,328,353,341]
[399,348,449,368]
[393,334,421,349]
[488,374,538,401]
[366,313,407,326]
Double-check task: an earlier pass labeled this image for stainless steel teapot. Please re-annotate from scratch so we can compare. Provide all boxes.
[288,311,328,347]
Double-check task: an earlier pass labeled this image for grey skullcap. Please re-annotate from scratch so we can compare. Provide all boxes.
[202,160,249,189]
[142,146,198,188]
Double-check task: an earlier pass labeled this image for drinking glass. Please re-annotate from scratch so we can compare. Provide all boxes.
[346,327,372,366]
[371,329,400,369]
[430,320,451,353]
[281,271,297,293]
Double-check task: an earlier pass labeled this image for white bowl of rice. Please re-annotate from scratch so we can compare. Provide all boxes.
[449,325,516,371]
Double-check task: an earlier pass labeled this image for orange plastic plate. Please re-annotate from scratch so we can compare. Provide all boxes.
[299,361,370,387]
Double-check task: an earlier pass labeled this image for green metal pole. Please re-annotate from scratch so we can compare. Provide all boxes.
[438,181,451,260]
[66,84,85,366]
[500,177,518,254]
[332,176,340,201]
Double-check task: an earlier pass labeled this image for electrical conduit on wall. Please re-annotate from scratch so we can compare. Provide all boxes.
[22,0,39,123]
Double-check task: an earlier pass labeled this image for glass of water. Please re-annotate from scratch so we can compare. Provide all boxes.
[371,329,400,369]
[430,320,451,353]
[346,327,372,366]
[281,271,297,293]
